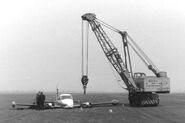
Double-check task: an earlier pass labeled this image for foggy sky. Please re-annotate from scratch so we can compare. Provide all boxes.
[0,0,185,93]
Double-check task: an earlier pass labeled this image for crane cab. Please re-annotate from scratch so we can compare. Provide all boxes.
[134,73,146,78]
[134,72,170,93]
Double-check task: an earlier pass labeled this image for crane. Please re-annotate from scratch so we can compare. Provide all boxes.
[81,13,170,107]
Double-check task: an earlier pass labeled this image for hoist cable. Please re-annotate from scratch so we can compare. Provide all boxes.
[82,20,84,76]
[127,34,159,72]
[96,19,120,33]
[127,39,148,67]
[82,21,90,76]
[86,22,89,76]
[96,18,159,72]
[81,21,89,95]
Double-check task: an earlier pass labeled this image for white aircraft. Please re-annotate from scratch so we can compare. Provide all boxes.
[48,93,75,109]
[12,89,78,109]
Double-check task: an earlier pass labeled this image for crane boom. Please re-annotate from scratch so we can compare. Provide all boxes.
[82,13,137,91]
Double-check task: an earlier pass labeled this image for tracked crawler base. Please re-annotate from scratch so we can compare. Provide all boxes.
[129,92,159,107]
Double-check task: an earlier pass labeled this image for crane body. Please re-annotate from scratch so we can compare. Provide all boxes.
[81,13,170,106]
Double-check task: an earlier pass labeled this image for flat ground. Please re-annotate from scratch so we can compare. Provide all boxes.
[0,93,185,123]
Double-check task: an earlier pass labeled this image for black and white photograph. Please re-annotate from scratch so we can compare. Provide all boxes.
[0,0,184,123]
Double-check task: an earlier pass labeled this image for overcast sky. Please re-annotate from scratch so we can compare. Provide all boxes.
[0,0,184,93]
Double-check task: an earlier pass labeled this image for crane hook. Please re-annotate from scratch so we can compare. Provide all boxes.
[81,75,89,95]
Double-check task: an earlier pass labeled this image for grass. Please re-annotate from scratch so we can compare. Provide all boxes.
[0,93,185,123]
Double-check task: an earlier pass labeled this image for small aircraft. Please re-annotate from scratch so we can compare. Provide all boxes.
[11,88,80,109]
[12,93,79,109]
[11,89,120,110]
[48,93,76,109]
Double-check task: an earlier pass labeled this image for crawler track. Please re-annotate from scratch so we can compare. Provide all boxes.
[129,92,159,107]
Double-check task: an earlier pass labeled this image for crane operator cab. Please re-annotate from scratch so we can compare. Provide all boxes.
[134,72,170,93]
[134,73,146,78]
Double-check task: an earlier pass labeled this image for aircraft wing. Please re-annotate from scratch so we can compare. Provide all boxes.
[11,101,37,108]
[12,100,72,109]
[12,99,120,109]
[81,99,120,108]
